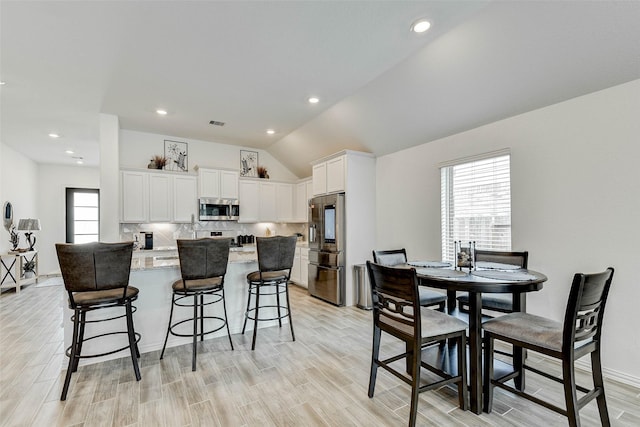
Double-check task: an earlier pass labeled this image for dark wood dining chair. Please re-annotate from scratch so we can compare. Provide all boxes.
[242,235,297,350]
[56,241,140,400]
[160,238,233,371]
[457,249,529,313]
[366,261,468,427]
[372,249,447,311]
[483,267,614,427]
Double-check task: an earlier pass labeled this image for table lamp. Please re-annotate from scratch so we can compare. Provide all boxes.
[17,219,41,251]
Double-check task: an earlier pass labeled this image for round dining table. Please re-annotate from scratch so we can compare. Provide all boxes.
[414,265,547,414]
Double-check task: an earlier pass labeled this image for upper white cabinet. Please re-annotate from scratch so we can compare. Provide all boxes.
[294,179,312,222]
[238,180,260,222]
[121,171,148,223]
[238,178,299,223]
[121,170,197,223]
[312,163,327,196]
[173,175,198,222]
[312,154,346,196]
[259,182,277,222]
[198,168,238,199]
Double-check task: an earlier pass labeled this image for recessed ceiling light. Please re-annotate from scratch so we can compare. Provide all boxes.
[76,160,84,165]
[65,150,74,154]
[308,97,319,104]
[266,129,275,135]
[49,133,60,138]
[156,109,168,115]
[0,81,5,85]
[411,19,431,33]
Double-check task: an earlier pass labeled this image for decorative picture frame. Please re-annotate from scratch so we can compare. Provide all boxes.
[240,150,258,177]
[164,140,188,172]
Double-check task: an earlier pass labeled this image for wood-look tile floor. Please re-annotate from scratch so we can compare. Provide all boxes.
[1,283,639,426]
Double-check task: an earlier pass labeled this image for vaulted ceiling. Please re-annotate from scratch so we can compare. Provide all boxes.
[2,1,639,177]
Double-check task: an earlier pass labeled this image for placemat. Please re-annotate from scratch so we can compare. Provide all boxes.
[416,268,468,278]
[408,261,451,268]
[471,270,538,281]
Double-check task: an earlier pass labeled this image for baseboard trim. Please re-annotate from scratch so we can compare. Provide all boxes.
[573,358,640,389]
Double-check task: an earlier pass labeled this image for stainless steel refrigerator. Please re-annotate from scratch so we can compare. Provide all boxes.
[308,193,346,306]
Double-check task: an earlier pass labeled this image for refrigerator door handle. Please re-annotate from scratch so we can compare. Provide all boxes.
[309,224,316,243]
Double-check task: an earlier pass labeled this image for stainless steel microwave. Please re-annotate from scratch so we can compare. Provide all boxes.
[198,198,239,221]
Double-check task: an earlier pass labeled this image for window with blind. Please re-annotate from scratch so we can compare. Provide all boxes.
[441,152,511,263]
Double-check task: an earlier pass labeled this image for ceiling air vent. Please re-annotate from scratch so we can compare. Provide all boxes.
[209,120,225,126]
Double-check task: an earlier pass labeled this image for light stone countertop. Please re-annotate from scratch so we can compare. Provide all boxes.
[130,246,257,271]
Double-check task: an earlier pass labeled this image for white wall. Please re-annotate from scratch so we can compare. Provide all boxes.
[37,164,100,275]
[0,143,39,254]
[375,80,640,384]
[119,129,300,181]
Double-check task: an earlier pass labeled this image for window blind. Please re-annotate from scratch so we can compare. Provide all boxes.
[441,154,511,263]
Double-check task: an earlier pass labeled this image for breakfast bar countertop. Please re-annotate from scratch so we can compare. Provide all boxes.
[130,245,257,271]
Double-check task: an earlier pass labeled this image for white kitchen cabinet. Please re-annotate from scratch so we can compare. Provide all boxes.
[121,171,148,223]
[276,183,294,222]
[294,179,312,222]
[238,180,260,222]
[300,247,309,288]
[198,168,239,199]
[148,173,172,222]
[291,247,301,284]
[259,182,277,222]
[312,154,346,195]
[121,170,197,223]
[312,163,327,196]
[326,156,346,193]
[173,175,198,222]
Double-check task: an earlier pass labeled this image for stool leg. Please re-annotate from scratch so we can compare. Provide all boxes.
[192,294,198,371]
[251,284,261,350]
[160,293,176,360]
[285,282,295,342]
[200,293,204,342]
[125,300,141,381]
[483,334,494,412]
[61,309,81,400]
[72,310,86,373]
[591,348,611,426]
[241,283,252,334]
[222,288,234,350]
[276,283,282,327]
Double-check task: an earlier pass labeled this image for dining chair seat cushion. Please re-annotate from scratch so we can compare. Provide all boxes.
[419,288,447,306]
[483,312,563,352]
[247,270,288,284]
[457,293,513,311]
[72,286,139,306]
[382,307,468,340]
[172,277,222,292]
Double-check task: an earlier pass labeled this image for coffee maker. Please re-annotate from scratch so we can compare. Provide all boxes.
[143,232,153,250]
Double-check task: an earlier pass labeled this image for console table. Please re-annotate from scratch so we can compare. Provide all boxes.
[0,251,39,292]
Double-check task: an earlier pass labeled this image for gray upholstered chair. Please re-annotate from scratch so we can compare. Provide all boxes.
[483,268,614,427]
[366,261,468,427]
[457,250,529,313]
[56,241,140,401]
[160,238,233,371]
[372,248,447,311]
[242,235,297,350]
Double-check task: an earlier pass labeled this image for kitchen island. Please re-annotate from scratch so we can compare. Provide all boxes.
[62,245,283,366]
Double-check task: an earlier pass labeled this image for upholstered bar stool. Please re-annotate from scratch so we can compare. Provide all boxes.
[160,238,233,371]
[242,235,297,350]
[55,241,140,401]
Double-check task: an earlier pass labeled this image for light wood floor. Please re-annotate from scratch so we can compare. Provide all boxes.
[1,283,639,427]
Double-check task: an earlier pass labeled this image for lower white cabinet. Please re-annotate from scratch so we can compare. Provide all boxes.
[290,246,309,288]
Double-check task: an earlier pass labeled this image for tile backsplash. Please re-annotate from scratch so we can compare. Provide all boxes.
[120,221,307,248]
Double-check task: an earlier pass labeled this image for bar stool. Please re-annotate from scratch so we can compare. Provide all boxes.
[242,235,297,350]
[160,238,233,371]
[55,241,140,401]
